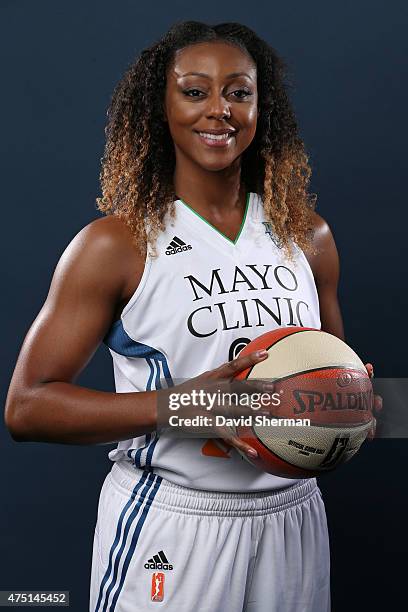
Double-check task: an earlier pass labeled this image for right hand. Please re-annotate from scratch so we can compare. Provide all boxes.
[159,349,273,460]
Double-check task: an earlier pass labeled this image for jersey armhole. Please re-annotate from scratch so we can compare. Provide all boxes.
[297,246,315,282]
[119,248,152,319]
[295,246,322,329]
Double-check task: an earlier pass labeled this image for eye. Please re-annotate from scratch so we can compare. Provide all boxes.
[183,89,205,98]
[230,88,253,100]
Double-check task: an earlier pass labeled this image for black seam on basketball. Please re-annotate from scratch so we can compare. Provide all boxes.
[244,328,314,378]
[253,419,372,429]
[247,364,367,383]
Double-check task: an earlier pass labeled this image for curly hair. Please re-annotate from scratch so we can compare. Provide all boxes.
[97,21,316,256]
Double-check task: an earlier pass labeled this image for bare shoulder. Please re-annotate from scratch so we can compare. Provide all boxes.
[53,215,145,315]
[304,211,340,285]
[73,215,142,257]
[308,211,334,248]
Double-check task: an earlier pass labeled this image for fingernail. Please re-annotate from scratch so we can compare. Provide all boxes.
[256,350,268,358]
[247,448,258,458]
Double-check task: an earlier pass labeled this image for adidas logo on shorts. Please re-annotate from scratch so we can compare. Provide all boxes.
[144,550,174,571]
[165,236,192,255]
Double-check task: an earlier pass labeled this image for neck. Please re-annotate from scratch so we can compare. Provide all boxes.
[173,154,245,215]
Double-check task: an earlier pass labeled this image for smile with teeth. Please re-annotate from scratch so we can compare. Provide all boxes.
[196,131,237,148]
[198,132,234,140]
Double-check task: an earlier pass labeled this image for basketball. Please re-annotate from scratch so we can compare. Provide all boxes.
[234,327,374,478]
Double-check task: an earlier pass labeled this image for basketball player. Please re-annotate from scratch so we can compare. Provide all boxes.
[5,21,377,611]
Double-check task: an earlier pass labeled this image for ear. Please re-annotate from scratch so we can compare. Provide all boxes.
[162,103,168,123]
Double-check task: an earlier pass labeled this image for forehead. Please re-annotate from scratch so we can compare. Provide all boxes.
[169,41,257,78]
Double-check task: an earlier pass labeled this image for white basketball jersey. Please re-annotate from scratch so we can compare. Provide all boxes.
[104,193,321,491]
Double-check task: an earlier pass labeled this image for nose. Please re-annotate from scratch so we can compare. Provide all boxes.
[205,93,231,120]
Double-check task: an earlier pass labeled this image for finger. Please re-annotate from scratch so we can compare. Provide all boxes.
[230,377,275,396]
[216,425,258,459]
[213,379,276,420]
[367,416,377,441]
[229,435,259,459]
[365,363,374,378]
[262,380,275,392]
[373,394,383,414]
[213,349,268,379]
[238,378,275,391]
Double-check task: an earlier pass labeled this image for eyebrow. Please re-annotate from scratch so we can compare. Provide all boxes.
[179,71,254,80]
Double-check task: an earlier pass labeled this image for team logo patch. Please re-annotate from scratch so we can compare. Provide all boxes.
[144,550,174,571]
[151,572,165,602]
[262,222,282,248]
[165,236,192,255]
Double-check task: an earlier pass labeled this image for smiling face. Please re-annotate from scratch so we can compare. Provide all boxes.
[164,41,258,173]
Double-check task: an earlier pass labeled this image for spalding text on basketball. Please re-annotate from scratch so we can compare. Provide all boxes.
[292,389,373,413]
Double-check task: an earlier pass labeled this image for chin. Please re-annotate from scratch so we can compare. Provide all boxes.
[195,154,240,173]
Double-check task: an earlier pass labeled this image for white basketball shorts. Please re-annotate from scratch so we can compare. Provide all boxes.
[90,461,330,611]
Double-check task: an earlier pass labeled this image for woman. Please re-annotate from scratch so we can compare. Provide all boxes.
[5,21,374,611]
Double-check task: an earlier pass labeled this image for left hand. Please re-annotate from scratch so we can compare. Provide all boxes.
[365,363,383,440]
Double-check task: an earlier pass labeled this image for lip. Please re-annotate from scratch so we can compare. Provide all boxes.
[194,128,237,135]
[194,129,237,148]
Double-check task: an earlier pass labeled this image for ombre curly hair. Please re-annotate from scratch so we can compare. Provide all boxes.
[97,20,316,255]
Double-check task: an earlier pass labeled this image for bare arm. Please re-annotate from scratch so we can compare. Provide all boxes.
[305,212,345,340]
[4,216,158,445]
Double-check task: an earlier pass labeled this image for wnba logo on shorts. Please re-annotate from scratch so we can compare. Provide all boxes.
[151,572,165,602]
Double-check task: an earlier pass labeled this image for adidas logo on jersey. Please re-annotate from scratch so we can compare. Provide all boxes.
[144,550,174,571]
[165,236,192,255]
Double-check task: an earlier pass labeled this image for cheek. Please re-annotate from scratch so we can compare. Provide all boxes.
[245,104,258,129]
[165,105,194,146]
[237,105,258,144]
[167,98,199,128]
